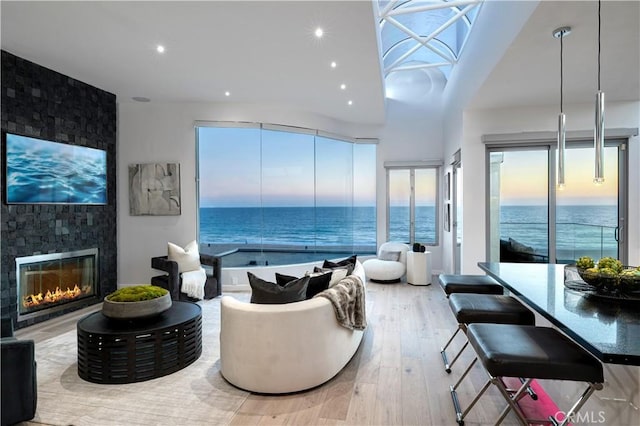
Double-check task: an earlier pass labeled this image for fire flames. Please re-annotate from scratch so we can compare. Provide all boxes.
[22,285,87,309]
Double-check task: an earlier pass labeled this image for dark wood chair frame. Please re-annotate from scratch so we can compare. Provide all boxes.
[151,253,222,301]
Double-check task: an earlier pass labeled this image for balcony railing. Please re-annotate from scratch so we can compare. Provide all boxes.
[500,221,617,263]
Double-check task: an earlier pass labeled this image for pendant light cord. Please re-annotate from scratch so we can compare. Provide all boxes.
[598,0,601,91]
[560,32,564,113]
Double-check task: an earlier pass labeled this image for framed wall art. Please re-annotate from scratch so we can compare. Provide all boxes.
[4,132,107,205]
[129,163,181,216]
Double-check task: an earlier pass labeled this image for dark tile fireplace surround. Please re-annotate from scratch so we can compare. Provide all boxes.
[1,51,117,328]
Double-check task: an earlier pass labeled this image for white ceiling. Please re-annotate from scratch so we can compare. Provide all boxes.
[1,1,386,125]
[1,1,639,125]
[469,0,640,109]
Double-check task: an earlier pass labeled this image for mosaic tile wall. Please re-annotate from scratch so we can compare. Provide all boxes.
[1,50,117,328]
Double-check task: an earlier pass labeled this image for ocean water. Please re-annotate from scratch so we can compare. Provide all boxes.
[500,205,618,260]
[200,205,618,265]
[200,207,378,247]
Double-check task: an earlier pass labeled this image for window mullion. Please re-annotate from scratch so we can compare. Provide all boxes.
[410,169,416,245]
[548,145,557,264]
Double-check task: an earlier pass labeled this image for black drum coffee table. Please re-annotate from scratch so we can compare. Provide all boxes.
[77,301,202,384]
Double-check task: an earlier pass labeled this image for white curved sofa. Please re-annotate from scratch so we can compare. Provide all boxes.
[220,262,366,394]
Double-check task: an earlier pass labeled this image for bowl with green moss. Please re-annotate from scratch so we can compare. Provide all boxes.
[102,285,171,320]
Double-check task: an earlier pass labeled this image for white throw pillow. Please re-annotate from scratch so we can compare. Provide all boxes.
[167,240,201,273]
[329,268,349,287]
[313,266,349,287]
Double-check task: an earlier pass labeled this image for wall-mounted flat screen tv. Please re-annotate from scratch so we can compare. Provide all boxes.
[4,132,107,205]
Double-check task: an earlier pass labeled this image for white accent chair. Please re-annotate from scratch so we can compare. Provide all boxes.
[362,242,411,283]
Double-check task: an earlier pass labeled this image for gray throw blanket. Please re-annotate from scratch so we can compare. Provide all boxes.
[315,275,367,330]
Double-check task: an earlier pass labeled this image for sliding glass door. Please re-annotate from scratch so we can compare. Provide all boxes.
[488,149,550,263]
[487,140,626,264]
[387,167,438,245]
[556,145,619,262]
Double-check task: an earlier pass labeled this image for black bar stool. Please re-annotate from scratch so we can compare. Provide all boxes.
[451,323,604,426]
[438,274,504,297]
[441,293,535,373]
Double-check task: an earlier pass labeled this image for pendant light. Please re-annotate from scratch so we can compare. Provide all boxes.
[553,26,571,189]
[594,0,605,184]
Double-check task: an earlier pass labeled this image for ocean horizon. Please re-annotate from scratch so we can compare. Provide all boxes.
[199,205,617,264]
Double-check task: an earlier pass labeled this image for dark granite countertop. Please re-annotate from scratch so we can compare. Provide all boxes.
[478,262,640,365]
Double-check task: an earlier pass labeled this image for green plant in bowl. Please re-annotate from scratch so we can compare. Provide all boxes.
[579,267,601,286]
[106,285,168,302]
[619,268,640,292]
[597,257,623,273]
[576,256,595,270]
[102,285,171,320]
[598,267,617,277]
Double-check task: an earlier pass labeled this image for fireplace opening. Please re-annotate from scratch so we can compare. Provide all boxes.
[16,249,99,321]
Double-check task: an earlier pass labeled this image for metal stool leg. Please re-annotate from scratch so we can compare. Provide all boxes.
[441,324,468,373]
[549,382,603,426]
[493,377,603,426]
[493,377,534,425]
[450,357,483,425]
[520,377,538,400]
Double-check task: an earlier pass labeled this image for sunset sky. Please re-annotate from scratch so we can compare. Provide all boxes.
[199,127,617,208]
[198,127,376,207]
[498,147,618,205]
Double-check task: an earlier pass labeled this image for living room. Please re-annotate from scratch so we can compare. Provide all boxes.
[2,1,639,425]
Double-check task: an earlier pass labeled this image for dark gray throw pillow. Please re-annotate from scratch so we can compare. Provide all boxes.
[322,255,357,275]
[276,271,332,299]
[248,272,309,304]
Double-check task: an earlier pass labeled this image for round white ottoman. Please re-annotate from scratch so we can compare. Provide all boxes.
[362,242,410,283]
[363,259,406,283]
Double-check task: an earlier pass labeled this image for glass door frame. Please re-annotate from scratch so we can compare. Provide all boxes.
[452,150,462,274]
[485,137,628,264]
[385,162,442,246]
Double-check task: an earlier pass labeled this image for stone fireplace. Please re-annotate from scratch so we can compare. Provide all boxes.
[16,249,99,322]
[2,51,117,328]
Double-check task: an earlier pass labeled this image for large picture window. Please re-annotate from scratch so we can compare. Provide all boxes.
[197,124,376,267]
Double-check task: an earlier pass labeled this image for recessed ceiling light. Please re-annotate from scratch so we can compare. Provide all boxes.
[225,91,231,97]
[330,61,337,68]
[315,27,324,38]
[348,100,353,106]
[156,45,165,53]
[132,96,151,102]
[340,84,346,90]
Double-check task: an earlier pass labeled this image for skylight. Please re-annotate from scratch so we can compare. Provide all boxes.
[377,0,483,82]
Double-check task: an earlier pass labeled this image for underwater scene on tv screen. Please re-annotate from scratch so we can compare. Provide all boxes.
[5,133,107,204]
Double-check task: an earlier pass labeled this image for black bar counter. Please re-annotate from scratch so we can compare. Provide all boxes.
[478,262,640,365]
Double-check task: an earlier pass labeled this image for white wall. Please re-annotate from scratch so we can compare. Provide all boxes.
[460,101,639,274]
[440,0,539,274]
[117,100,441,285]
[441,106,463,274]
[375,96,445,274]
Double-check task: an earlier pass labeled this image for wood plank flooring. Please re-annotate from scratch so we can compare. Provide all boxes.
[16,280,525,425]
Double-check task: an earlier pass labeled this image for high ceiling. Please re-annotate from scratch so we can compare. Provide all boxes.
[469,0,640,110]
[378,0,482,81]
[1,1,386,125]
[1,1,639,125]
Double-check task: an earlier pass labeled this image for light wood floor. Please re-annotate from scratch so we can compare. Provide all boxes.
[16,280,525,425]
